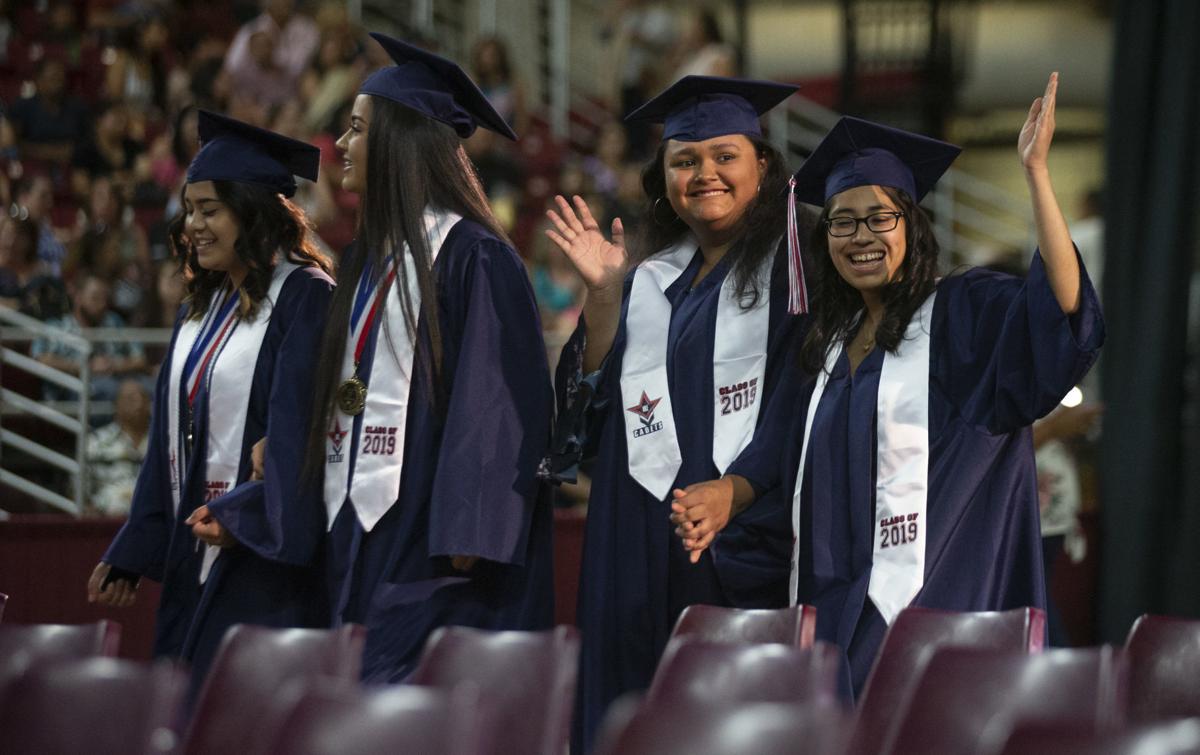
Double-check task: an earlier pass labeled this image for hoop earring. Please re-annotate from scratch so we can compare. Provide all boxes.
[652,196,677,227]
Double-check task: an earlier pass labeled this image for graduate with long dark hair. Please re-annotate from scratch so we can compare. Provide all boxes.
[543,76,808,750]
[303,33,554,683]
[673,74,1104,697]
[87,112,334,694]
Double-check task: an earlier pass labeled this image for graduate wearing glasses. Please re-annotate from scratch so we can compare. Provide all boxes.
[545,76,809,749]
[674,74,1104,697]
[87,112,334,695]
[304,34,554,684]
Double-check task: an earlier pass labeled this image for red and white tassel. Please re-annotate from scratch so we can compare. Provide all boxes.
[786,175,809,315]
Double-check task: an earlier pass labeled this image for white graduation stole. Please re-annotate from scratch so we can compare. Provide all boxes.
[790,292,935,625]
[323,209,461,533]
[620,239,771,500]
[167,260,299,583]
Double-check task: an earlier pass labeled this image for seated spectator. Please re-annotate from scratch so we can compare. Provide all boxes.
[464,36,527,231]
[149,257,185,328]
[42,0,83,66]
[104,13,171,119]
[669,9,736,79]
[298,21,364,134]
[71,101,143,199]
[12,173,69,275]
[67,175,151,323]
[222,0,318,105]
[0,215,69,318]
[86,377,151,517]
[529,220,584,337]
[8,57,90,164]
[581,119,631,212]
[470,35,529,134]
[31,270,149,402]
[223,27,294,110]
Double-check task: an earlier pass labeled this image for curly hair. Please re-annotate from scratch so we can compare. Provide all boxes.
[630,135,797,309]
[169,180,332,321]
[798,186,940,374]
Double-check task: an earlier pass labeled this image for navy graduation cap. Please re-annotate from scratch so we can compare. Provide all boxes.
[625,75,798,142]
[360,32,517,141]
[186,110,320,198]
[791,115,962,206]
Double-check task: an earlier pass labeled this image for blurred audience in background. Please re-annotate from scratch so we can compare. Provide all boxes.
[85,377,151,516]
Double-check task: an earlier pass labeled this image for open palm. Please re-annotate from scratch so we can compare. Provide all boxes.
[545,195,628,293]
[1019,72,1058,172]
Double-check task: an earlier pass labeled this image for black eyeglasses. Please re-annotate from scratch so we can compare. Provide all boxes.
[824,211,905,237]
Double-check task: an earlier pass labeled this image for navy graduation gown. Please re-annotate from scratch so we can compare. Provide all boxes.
[104,265,334,693]
[558,248,801,751]
[326,219,555,684]
[730,251,1104,698]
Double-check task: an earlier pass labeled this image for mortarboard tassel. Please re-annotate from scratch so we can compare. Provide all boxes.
[786,175,809,315]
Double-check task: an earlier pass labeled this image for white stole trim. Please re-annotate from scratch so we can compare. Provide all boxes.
[711,260,771,473]
[167,260,299,583]
[323,209,461,532]
[620,240,772,499]
[789,293,935,626]
[620,242,692,499]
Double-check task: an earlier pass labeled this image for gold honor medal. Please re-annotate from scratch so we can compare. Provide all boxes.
[337,375,367,415]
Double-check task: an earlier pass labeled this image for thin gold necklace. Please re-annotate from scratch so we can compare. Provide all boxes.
[860,318,877,353]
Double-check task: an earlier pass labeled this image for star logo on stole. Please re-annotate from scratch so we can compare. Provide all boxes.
[327,419,348,454]
[626,391,662,426]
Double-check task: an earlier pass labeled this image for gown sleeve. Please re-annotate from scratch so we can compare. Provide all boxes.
[205,270,334,566]
[102,314,182,581]
[936,249,1104,435]
[542,273,634,483]
[428,239,554,565]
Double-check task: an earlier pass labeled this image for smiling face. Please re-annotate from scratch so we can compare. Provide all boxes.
[663,134,765,247]
[335,94,371,195]
[182,181,243,276]
[825,184,908,296]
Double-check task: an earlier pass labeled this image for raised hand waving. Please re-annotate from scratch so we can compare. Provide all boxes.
[544,194,628,297]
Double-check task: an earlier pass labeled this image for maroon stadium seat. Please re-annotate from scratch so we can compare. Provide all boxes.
[258,679,487,755]
[847,606,1044,755]
[668,603,817,647]
[997,718,1200,755]
[882,646,1127,755]
[646,639,840,707]
[0,619,122,702]
[594,697,848,755]
[408,625,580,755]
[1125,614,1200,722]
[0,658,186,755]
[180,624,367,755]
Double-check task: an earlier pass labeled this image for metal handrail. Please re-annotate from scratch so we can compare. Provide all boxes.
[0,389,82,433]
[0,307,93,516]
[0,307,89,349]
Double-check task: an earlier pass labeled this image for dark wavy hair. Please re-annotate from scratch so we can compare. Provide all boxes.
[169,181,332,321]
[631,135,793,307]
[798,186,940,374]
[302,96,509,480]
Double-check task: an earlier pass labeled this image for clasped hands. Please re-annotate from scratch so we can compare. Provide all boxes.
[670,475,754,564]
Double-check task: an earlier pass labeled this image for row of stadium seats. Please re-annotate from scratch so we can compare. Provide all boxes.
[1,604,1198,754]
